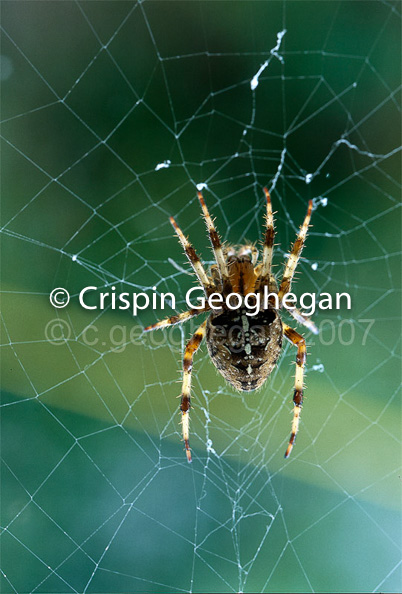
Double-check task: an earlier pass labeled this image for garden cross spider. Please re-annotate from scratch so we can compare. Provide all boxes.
[144,188,317,462]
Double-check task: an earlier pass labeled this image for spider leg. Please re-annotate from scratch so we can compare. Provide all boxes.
[288,307,318,335]
[180,320,207,462]
[143,306,210,332]
[283,323,307,458]
[278,200,313,303]
[197,192,231,292]
[170,216,213,294]
[258,187,275,286]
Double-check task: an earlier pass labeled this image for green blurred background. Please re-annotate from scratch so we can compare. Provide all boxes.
[1,1,401,592]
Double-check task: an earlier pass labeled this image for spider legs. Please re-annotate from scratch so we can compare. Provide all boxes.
[289,307,318,335]
[143,306,210,332]
[254,188,275,294]
[283,323,307,458]
[143,307,209,462]
[180,320,207,462]
[170,216,213,293]
[259,187,275,283]
[197,192,231,292]
[278,200,313,303]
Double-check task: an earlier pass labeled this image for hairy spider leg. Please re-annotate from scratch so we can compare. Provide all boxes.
[258,187,275,287]
[180,320,207,462]
[170,216,214,294]
[289,307,319,335]
[143,305,210,332]
[283,324,307,458]
[197,192,231,292]
[278,200,313,304]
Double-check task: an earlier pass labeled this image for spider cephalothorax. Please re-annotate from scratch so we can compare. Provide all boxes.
[144,188,317,462]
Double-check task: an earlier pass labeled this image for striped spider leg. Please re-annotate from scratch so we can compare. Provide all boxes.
[283,324,307,458]
[289,307,318,335]
[180,320,207,462]
[254,190,316,457]
[197,191,231,294]
[144,303,209,462]
[278,198,313,302]
[144,199,232,462]
[257,186,275,290]
[277,197,314,456]
[143,212,213,332]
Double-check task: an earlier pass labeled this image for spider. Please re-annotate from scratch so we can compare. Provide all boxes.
[144,188,317,462]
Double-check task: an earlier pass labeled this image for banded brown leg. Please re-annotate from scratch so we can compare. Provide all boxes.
[258,187,275,288]
[283,323,307,458]
[278,200,313,303]
[197,192,231,293]
[170,215,213,294]
[180,320,207,462]
[143,306,210,332]
[288,307,318,335]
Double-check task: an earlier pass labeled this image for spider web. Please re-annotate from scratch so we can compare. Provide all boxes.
[1,1,401,592]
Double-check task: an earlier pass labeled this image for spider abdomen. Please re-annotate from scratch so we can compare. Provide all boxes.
[206,307,283,391]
